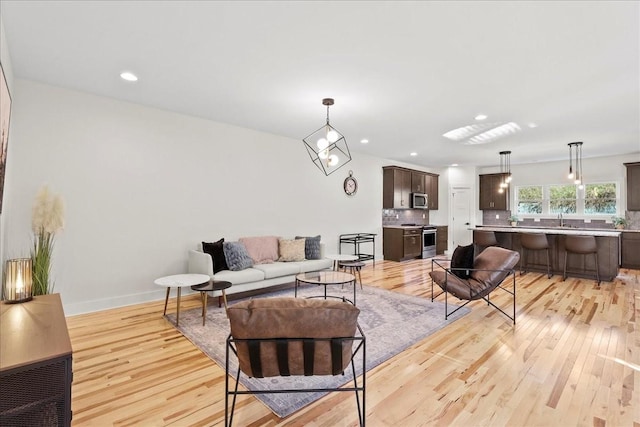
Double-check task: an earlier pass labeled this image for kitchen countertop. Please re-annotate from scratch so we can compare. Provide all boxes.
[475,225,621,237]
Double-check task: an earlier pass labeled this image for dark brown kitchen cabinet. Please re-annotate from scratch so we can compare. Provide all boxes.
[479,173,509,210]
[411,171,425,193]
[621,232,640,269]
[383,167,411,209]
[436,225,448,254]
[383,227,422,261]
[384,166,439,210]
[426,173,439,210]
[625,162,640,211]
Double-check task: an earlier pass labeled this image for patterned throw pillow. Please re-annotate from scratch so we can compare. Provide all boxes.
[450,244,475,279]
[295,235,321,259]
[223,241,254,271]
[278,238,306,262]
[202,239,228,273]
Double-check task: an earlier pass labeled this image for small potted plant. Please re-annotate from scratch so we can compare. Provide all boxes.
[508,215,519,226]
[612,216,627,230]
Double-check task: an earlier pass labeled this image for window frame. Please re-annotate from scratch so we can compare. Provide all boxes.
[513,181,620,218]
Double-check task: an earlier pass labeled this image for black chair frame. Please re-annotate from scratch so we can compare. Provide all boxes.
[430,258,517,324]
[225,324,366,426]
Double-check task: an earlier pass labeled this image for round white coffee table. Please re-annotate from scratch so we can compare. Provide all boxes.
[154,273,210,326]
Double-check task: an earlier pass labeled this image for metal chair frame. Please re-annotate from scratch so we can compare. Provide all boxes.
[430,258,517,324]
[225,324,366,426]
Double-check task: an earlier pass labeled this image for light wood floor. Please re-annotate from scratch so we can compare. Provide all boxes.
[66,259,640,426]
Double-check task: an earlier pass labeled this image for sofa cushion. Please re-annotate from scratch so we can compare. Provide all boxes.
[295,235,322,259]
[278,238,306,262]
[223,241,254,271]
[290,258,333,273]
[214,267,265,284]
[253,262,301,279]
[202,239,228,273]
[239,236,279,264]
[450,244,474,279]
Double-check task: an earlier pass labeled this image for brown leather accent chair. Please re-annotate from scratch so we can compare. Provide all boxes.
[429,246,520,324]
[520,233,552,278]
[563,235,600,285]
[225,297,365,426]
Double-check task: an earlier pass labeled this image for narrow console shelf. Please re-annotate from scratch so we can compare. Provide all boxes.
[339,233,377,265]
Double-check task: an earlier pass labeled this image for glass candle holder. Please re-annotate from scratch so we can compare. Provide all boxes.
[3,258,33,303]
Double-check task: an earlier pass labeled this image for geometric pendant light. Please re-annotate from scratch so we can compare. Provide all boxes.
[302,98,352,176]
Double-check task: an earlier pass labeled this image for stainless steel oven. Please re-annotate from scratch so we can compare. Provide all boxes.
[422,226,437,258]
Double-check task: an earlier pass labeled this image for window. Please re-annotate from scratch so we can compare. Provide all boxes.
[584,183,617,214]
[550,184,577,214]
[516,185,543,214]
[514,182,619,216]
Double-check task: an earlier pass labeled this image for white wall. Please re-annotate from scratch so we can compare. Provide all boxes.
[3,80,386,315]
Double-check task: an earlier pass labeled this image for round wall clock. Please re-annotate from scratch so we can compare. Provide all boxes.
[343,170,358,196]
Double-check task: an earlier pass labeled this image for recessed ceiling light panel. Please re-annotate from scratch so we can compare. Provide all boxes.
[410,152,417,156]
[475,114,488,121]
[465,122,521,145]
[360,139,369,144]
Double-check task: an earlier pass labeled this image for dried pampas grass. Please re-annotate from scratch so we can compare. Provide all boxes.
[31,185,65,295]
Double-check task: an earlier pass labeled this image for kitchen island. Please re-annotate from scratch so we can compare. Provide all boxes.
[473,226,621,282]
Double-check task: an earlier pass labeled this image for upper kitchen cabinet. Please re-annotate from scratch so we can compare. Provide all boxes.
[425,173,439,210]
[411,171,425,193]
[479,173,509,210]
[383,167,411,209]
[383,166,439,209]
[625,162,640,211]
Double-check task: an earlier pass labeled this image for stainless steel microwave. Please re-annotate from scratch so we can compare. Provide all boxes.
[412,193,428,209]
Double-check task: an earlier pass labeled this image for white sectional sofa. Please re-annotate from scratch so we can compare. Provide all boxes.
[187,244,332,298]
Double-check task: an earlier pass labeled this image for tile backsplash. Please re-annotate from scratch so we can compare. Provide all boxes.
[482,210,639,230]
[382,209,430,226]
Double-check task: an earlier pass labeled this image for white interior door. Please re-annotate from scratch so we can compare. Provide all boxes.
[451,187,473,249]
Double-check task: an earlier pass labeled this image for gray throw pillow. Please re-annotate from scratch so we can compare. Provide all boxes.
[295,235,321,259]
[223,241,254,271]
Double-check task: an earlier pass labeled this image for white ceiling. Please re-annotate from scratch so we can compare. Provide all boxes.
[1,1,639,168]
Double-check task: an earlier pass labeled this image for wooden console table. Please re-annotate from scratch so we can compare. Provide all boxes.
[0,293,73,426]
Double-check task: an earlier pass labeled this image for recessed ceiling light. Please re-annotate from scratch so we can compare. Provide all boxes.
[475,114,488,121]
[528,123,538,128]
[360,139,369,144]
[120,71,138,82]
[451,163,459,167]
[410,152,417,156]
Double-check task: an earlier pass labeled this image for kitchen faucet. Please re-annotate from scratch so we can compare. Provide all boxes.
[558,213,564,227]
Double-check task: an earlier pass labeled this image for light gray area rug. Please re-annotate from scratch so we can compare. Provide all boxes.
[165,283,469,418]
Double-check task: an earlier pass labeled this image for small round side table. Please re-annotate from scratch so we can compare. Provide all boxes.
[154,273,210,326]
[191,280,232,325]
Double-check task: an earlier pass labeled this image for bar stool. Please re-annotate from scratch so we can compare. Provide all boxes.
[474,230,498,256]
[339,260,365,290]
[563,235,600,285]
[520,233,551,278]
